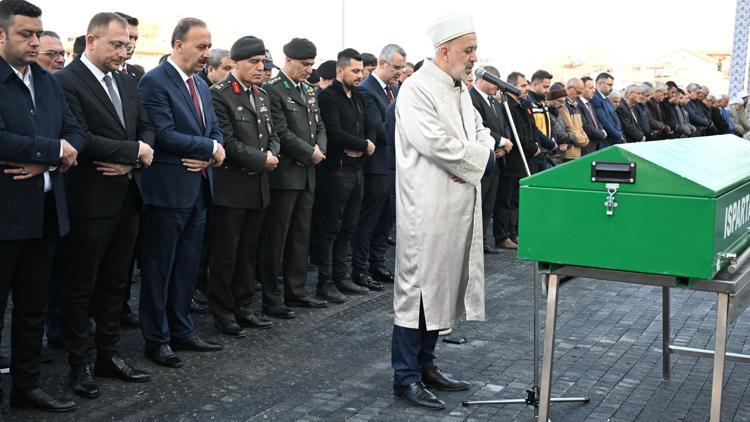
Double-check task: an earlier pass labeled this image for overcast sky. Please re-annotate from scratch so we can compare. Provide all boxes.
[35,0,738,72]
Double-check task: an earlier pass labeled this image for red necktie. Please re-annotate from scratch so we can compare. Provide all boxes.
[186,77,204,127]
[385,85,394,104]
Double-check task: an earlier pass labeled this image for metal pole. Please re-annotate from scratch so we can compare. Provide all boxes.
[662,287,671,380]
[499,93,532,177]
[729,0,750,97]
[710,293,730,422]
[340,0,346,49]
[538,273,560,422]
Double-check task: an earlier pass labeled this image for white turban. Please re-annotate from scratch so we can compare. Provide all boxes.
[426,14,475,48]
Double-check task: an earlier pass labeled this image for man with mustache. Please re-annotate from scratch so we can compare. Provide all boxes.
[390,13,494,409]
[36,30,64,72]
[137,17,226,368]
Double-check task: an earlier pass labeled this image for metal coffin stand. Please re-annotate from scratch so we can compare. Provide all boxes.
[537,257,750,422]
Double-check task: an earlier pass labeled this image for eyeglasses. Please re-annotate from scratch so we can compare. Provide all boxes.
[95,36,130,51]
[41,50,66,59]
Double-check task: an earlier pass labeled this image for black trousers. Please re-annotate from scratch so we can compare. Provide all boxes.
[493,174,520,243]
[208,205,264,322]
[63,183,140,366]
[480,162,499,239]
[351,173,392,274]
[258,188,314,306]
[311,167,363,283]
[0,192,58,390]
[391,300,438,386]
[44,235,67,342]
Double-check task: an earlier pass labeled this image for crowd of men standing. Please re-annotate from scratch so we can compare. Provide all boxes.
[0,0,746,416]
[0,0,412,413]
[470,68,750,255]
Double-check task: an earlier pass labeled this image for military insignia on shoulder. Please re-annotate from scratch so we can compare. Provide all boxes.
[212,82,226,91]
[268,76,282,85]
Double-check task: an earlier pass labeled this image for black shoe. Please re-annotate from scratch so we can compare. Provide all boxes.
[214,319,247,337]
[193,289,209,305]
[285,297,328,308]
[483,245,501,255]
[393,382,445,410]
[353,272,384,291]
[236,312,274,329]
[370,266,395,283]
[262,304,296,319]
[421,365,470,391]
[170,335,223,352]
[120,311,140,329]
[10,387,78,412]
[316,282,346,303]
[145,344,182,368]
[95,355,150,383]
[69,364,99,399]
[190,298,210,314]
[335,277,370,295]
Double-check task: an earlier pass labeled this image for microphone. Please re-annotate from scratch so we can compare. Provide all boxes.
[475,68,522,97]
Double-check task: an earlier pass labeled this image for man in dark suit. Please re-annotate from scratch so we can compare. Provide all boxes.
[208,36,278,337]
[137,17,226,368]
[0,0,83,411]
[578,76,607,155]
[469,66,512,253]
[115,11,144,330]
[617,84,646,143]
[312,48,375,303]
[351,44,406,291]
[590,72,625,148]
[115,12,143,83]
[259,37,328,317]
[56,12,153,399]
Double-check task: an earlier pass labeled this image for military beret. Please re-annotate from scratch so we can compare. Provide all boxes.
[317,60,337,80]
[283,38,317,60]
[230,36,265,61]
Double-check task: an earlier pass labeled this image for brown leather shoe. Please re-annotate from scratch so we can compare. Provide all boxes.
[497,239,518,250]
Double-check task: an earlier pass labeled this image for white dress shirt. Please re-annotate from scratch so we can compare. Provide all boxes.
[81,53,120,104]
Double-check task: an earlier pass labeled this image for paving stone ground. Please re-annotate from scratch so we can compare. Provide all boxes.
[5,247,750,421]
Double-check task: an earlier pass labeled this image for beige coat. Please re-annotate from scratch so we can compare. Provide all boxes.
[393,59,494,330]
[559,98,589,160]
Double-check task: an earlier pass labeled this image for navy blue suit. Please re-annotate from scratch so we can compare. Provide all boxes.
[137,60,223,350]
[590,89,624,149]
[0,59,84,391]
[351,74,396,276]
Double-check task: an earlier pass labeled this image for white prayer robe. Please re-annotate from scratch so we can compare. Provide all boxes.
[393,59,494,330]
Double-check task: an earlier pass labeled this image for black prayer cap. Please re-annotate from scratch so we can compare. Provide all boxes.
[230,36,266,61]
[308,69,320,84]
[283,38,317,60]
[317,60,337,80]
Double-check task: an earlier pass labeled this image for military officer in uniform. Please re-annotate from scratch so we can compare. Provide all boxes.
[209,36,279,337]
[258,38,328,318]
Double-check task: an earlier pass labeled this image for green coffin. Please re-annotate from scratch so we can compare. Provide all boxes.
[517,135,750,279]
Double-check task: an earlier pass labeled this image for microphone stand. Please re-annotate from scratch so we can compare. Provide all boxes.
[461,92,589,419]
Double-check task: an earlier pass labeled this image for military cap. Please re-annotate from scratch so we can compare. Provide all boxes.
[307,69,320,84]
[230,36,265,61]
[264,49,279,70]
[283,37,317,60]
[317,60,337,80]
